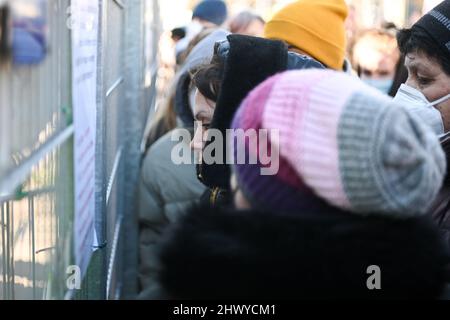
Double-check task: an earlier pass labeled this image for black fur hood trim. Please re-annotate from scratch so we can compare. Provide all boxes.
[200,35,288,190]
[174,71,195,128]
[158,204,450,299]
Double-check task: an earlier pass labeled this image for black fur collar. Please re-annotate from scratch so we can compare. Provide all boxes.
[157,204,450,299]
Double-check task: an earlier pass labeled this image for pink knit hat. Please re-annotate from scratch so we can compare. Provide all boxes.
[231,69,445,216]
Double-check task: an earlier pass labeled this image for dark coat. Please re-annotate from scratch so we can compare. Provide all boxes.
[430,139,450,253]
[430,187,450,250]
[157,202,450,300]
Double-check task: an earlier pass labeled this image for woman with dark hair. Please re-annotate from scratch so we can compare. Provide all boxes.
[351,28,401,95]
[392,1,450,253]
[393,1,450,135]
[189,35,325,207]
[145,28,221,148]
[137,30,228,299]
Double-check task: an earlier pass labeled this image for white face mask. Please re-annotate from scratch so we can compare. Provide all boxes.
[393,84,450,136]
[363,77,393,95]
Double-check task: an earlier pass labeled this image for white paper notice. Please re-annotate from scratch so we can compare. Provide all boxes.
[71,0,99,275]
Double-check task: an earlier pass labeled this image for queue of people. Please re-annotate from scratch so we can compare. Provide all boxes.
[137,0,450,299]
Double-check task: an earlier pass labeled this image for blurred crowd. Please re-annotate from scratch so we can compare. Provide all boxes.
[137,0,450,300]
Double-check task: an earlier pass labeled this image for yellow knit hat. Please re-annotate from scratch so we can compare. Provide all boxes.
[264,0,348,70]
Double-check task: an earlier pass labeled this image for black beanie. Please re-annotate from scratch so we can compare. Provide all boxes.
[413,0,450,55]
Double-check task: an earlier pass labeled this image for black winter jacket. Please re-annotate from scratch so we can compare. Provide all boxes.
[157,202,450,300]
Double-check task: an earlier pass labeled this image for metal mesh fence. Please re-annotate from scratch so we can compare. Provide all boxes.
[0,0,160,300]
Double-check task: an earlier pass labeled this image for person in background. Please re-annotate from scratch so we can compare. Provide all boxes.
[147,28,219,148]
[345,4,358,51]
[394,0,450,136]
[157,70,450,299]
[392,1,450,255]
[171,27,186,65]
[264,0,351,72]
[137,30,229,299]
[171,27,186,44]
[351,28,400,95]
[175,0,228,60]
[229,11,265,37]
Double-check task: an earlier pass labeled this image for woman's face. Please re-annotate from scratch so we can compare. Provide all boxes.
[190,89,216,162]
[354,35,399,80]
[241,19,265,37]
[405,51,450,130]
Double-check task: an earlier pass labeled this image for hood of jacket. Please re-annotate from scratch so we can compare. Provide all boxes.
[174,29,230,128]
[199,34,325,190]
[440,135,450,185]
[157,203,450,299]
[174,72,195,127]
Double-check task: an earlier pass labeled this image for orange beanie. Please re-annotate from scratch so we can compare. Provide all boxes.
[264,0,348,70]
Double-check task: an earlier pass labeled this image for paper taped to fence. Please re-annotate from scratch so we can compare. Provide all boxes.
[71,0,99,276]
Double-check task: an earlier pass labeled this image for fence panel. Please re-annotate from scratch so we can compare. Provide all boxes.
[0,0,160,300]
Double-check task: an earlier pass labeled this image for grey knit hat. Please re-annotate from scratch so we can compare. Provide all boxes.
[231,69,446,216]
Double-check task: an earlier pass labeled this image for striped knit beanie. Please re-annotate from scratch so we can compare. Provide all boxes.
[413,0,450,56]
[230,69,446,216]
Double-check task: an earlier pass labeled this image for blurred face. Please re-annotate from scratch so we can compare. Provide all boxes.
[193,17,218,29]
[405,51,450,130]
[241,19,265,37]
[190,89,216,162]
[354,35,399,80]
[359,51,397,80]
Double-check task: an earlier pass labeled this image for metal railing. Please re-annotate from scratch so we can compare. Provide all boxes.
[0,0,161,300]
